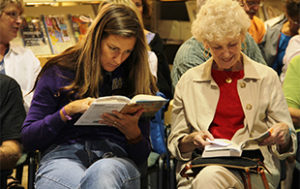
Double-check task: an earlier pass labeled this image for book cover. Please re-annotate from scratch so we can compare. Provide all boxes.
[202,129,273,158]
[42,15,76,54]
[75,94,168,126]
[68,14,92,42]
[19,16,53,55]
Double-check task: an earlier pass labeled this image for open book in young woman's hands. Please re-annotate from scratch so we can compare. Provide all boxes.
[74,94,168,125]
[202,129,273,158]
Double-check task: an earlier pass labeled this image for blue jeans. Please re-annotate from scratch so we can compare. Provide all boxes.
[35,140,141,189]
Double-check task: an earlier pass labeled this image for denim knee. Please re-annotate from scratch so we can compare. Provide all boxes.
[80,157,140,189]
[35,159,85,189]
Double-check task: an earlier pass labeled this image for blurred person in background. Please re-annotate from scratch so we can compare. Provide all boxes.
[0,0,41,188]
[282,53,300,189]
[280,32,300,82]
[259,0,300,76]
[243,0,266,43]
[0,74,26,189]
[0,0,41,112]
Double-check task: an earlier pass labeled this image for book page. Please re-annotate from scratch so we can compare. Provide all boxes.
[75,95,167,125]
[130,94,167,103]
[206,139,232,147]
[75,96,131,125]
[94,96,131,104]
[202,139,242,158]
[123,94,168,117]
[204,143,241,152]
[74,105,126,126]
[202,129,272,158]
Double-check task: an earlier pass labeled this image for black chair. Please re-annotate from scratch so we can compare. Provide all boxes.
[14,151,40,189]
[144,152,166,189]
[168,157,177,189]
[291,160,300,189]
[1,169,13,188]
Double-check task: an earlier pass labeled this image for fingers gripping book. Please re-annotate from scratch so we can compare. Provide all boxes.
[74,94,168,126]
[202,129,273,158]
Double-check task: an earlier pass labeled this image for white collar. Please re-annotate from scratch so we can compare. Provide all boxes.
[7,43,24,55]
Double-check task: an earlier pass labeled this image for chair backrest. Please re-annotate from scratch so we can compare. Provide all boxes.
[15,151,40,189]
[0,170,12,188]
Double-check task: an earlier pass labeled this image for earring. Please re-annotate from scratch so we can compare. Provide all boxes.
[241,41,247,52]
[203,48,210,59]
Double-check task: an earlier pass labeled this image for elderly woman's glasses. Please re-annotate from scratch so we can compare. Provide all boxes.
[3,11,23,20]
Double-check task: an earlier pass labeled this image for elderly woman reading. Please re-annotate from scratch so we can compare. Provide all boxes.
[167,0,297,188]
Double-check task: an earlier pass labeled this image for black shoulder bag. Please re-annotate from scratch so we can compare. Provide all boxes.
[180,150,270,189]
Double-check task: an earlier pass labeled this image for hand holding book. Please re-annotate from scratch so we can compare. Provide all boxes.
[202,129,273,158]
[259,123,292,153]
[74,94,168,125]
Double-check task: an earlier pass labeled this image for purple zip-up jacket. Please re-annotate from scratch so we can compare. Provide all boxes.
[22,64,151,165]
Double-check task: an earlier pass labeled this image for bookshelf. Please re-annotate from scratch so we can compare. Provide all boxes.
[17,0,285,66]
[13,0,100,66]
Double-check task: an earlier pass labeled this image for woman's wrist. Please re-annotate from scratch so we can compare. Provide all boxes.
[60,106,72,121]
[179,135,197,153]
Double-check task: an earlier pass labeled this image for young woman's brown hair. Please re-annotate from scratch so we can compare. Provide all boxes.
[35,3,157,99]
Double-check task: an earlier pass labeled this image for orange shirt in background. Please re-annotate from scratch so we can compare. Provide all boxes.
[248,16,266,43]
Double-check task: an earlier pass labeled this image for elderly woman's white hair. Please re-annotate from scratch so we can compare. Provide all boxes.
[192,0,250,44]
[196,0,207,11]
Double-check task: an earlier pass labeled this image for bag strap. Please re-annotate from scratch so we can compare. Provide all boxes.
[258,167,269,189]
[181,163,270,189]
[180,164,194,178]
[240,166,269,189]
[245,168,252,189]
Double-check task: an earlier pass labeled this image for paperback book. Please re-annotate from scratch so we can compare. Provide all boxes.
[202,129,273,158]
[75,94,168,126]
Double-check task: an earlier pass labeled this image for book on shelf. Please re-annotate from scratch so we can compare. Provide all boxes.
[202,129,273,158]
[68,14,92,42]
[42,15,76,54]
[75,94,168,126]
[19,16,53,55]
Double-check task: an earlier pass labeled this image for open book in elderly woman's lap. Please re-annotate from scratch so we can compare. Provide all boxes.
[75,95,168,126]
[202,129,273,158]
